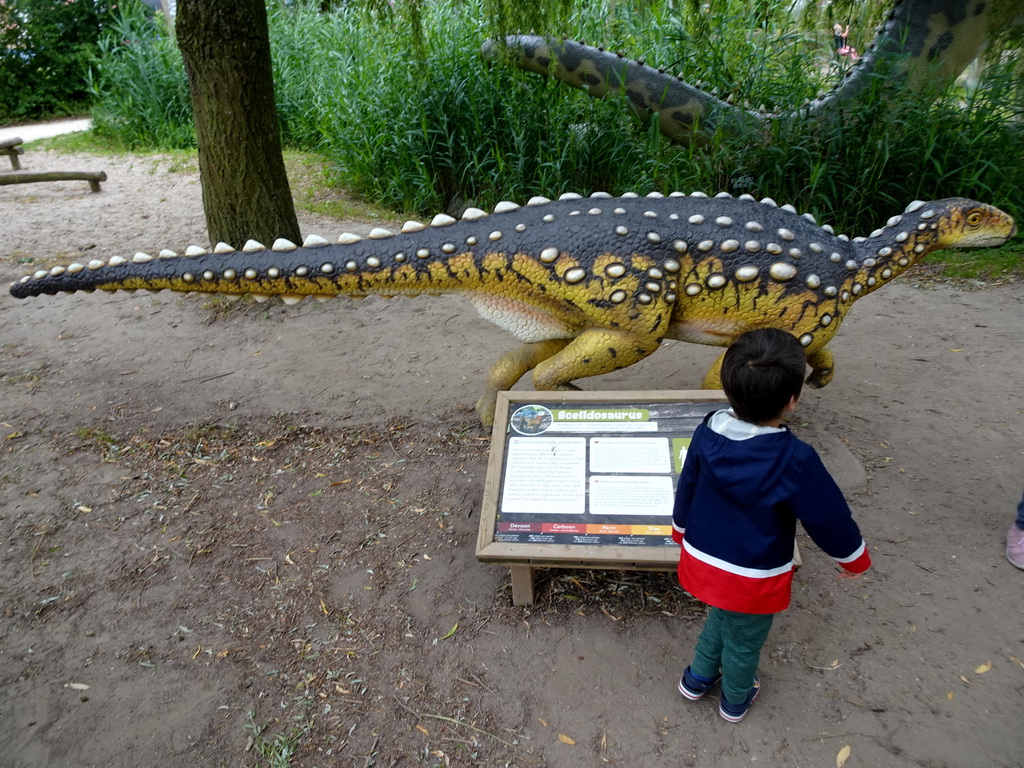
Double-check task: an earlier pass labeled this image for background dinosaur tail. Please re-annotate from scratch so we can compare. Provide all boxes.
[483,0,994,146]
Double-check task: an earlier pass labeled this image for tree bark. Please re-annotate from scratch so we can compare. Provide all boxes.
[176,0,300,247]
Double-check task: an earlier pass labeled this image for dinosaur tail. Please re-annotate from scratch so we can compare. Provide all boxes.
[9,238,347,301]
[9,230,476,303]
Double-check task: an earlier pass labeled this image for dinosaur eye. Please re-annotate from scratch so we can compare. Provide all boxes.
[966,210,983,227]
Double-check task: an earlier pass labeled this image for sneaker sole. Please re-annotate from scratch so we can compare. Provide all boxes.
[718,705,749,723]
[678,679,707,701]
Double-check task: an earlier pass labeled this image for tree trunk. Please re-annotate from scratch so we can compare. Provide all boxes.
[176,0,300,247]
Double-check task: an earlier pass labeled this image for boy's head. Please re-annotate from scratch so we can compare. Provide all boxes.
[720,328,806,425]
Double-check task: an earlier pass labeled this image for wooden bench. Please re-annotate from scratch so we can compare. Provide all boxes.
[0,170,107,193]
[0,135,107,192]
[0,136,25,170]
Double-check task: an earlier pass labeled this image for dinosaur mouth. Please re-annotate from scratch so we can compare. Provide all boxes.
[974,231,1015,247]
[958,223,1017,248]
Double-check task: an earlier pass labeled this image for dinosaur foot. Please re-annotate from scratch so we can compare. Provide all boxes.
[476,392,498,429]
[805,348,835,388]
[805,371,832,389]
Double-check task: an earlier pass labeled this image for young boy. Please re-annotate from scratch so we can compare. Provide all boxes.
[672,328,871,723]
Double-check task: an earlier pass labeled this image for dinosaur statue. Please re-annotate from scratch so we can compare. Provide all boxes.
[481,0,995,145]
[8,193,1015,426]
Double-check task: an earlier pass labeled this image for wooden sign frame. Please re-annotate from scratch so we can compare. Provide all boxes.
[476,389,728,605]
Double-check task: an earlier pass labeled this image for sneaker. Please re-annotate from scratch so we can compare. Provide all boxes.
[678,666,722,701]
[719,676,760,723]
[1008,525,1024,570]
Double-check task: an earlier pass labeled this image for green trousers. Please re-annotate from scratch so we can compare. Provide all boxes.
[690,606,775,705]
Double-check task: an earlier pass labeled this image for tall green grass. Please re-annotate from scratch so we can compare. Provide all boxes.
[88,0,1024,234]
[88,3,193,149]
[276,2,658,213]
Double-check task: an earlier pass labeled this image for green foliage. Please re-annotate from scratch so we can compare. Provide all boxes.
[0,0,117,120]
[85,0,1024,237]
[270,2,656,213]
[87,0,193,149]
[483,0,575,41]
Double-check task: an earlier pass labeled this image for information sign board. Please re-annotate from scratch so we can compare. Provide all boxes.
[476,390,728,604]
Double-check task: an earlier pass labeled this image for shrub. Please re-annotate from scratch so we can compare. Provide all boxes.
[0,0,117,121]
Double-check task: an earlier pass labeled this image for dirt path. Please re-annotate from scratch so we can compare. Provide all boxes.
[1,148,1022,767]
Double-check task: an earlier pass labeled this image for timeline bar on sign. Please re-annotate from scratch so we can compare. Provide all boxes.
[497,522,673,537]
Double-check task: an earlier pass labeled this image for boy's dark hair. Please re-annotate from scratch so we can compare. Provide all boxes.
[720,328,806,424]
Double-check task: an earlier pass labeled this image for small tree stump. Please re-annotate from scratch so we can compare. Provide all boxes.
[0,170,108,192]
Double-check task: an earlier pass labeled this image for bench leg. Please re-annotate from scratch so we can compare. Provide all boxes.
[509,565,535,606]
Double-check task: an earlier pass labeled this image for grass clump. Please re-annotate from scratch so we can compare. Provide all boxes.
[244,712,310,768]
[923,244,1024,284]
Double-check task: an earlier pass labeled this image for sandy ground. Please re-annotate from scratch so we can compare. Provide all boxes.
[1,147,1022,768]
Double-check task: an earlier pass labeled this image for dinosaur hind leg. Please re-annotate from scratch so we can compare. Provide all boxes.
[476,339,571,426]
[702,350,727,390]
[532,329,662,392]
[702,345,835,390]
[805,346,835,388]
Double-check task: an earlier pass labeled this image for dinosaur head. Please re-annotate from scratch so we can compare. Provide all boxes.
[846,197,1014,302]
[930,199,1016,249]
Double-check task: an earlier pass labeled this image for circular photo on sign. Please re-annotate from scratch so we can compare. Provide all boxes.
[510,404,554,435]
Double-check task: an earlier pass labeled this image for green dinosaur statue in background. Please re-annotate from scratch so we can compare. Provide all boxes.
[483,0,1006,146]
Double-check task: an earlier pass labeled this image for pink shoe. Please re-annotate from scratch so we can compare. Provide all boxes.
[1007,526,1024,570]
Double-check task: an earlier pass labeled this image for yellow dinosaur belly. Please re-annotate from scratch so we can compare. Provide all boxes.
[468,292,578,343]
[666,318,752,346]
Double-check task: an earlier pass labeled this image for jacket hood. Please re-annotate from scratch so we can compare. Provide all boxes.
[697,410,800,507]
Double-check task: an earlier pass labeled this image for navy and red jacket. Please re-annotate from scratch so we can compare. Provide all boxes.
[672,409,871,614]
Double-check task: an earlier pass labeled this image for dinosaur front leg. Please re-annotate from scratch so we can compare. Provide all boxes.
[531,329,662,392]
[476,339,572,426]
[805,346,835,388]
